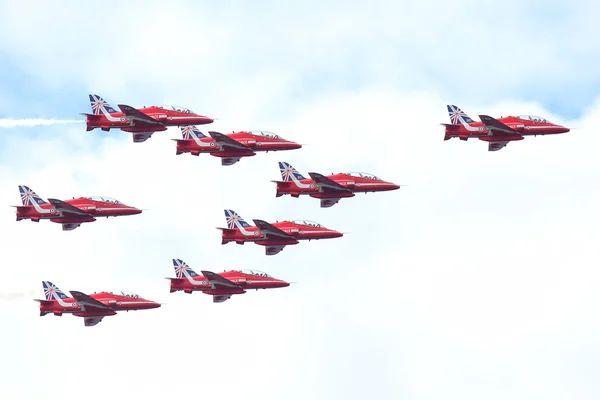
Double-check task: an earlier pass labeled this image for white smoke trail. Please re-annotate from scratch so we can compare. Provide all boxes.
[0,290,37,301]
[0,118,84,128]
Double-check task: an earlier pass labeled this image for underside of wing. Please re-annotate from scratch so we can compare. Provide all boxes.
[213,294,232,303]
[47,198,92,218]
[221,157,242,166]
[208,131,253,152]
[84,316,105,327]
[265,245,286,256]
[200,270,242,290]
[488,141,510,152]
[479,115,521,136]
[69,290,112,314]
[131,131,154,143]
[252,219,292,239]
[62,222,83,231]
[117,104,164,127]
[308,172,351,193]
[320,198,342,208]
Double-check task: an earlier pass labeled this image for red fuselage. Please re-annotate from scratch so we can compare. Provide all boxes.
[38,292,160,317]
[276,173,400,198]
[221,220,343,246]
[16,197,141,225]
[176,131,302,158]
[169,270,289,295]
[445,115,569,142]
[85,106,214,133]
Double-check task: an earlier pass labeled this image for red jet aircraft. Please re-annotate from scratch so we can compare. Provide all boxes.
[35,281,161,327]
[218,209,343,255]
[442,104,570,151]
[82,94,214,143]
[13,185,142,231]
[173,125,302,166]
[273,162,401,208]
[167,259,289,303]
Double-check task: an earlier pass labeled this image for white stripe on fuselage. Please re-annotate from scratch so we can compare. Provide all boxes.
[288,173,313,189]
[457,114,484,133]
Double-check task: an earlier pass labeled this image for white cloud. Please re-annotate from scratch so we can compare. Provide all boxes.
[1,1,600,399]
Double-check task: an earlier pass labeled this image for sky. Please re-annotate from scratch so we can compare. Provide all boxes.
[1,1,600,399]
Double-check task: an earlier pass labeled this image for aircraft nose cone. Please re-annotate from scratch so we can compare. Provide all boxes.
[280,281,290,288]
[131,207,143,215]
[390,183,401,190]
[289,142,302,150]
[150,301,161,309]
[332,230,343,238]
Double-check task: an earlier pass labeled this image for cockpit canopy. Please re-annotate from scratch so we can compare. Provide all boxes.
[346,172,382,180]
[514,115,550,123]
[108,290,142,298]
[238,269,272,278]
[159,105,195,114]
[86,196,123,204]
[291,220,324,228]
[248,130,281,139]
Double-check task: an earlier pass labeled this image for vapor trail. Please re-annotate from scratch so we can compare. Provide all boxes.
[0,118,84,128]
[0,290,37,301]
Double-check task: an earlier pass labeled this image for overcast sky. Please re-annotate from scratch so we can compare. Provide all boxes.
[1,1,600,399]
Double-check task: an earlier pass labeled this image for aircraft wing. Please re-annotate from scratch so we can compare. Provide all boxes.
[83,316,105,327]
[117,104,164,127]
[47,198,92,218]
[61,223,83,231]
[252,219,292,239]
[213,294,232,303]
[479,115,521,136]
[131,132,154,143]
[200,270,242,290]
[208,131,253,152]
[488,141,510,152]
[265,245,286,256]
[308,172,351,193]
[320,198,342,208]
[222,157,242,166]
[69,291,112,314]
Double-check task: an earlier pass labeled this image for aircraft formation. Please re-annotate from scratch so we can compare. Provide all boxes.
[18,95,569,326]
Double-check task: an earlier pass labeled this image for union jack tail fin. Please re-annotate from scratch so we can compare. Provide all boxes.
[42,281,69,301]
[224,209,251,229]
[181,126,207,139]
[447,105,474,125]
[89,94,117,115]
[279,162,306,181]
[18,185,48,206]
[172,259,200,278]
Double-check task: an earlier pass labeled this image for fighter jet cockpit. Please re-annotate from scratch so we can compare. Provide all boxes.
[248,130,282,139]
[238,269,273,278]
[158,105,195,114]
[346,172,382,181]
[86,196,124,204]
[291,220,325,228]
[514,115,551,123]
[108,290,143,298]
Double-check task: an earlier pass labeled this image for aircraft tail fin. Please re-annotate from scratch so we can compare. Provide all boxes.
[224,209,251,229]
[279,161,306,182]
[172,259,200,278]
[181,126,207,139]
[89,94,117,115]
[42,281,69,301]
[447,104,474,125]
[19,185,48,206]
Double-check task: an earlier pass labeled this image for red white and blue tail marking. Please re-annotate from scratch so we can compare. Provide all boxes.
[173,259,200,278]
[89,94,117,115]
